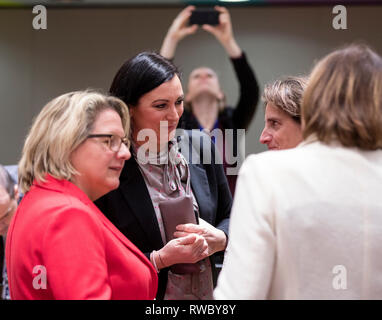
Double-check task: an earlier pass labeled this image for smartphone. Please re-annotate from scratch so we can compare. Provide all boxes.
[189,8,220,26]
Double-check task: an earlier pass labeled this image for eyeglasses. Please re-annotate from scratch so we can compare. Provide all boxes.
[87,134,130,152]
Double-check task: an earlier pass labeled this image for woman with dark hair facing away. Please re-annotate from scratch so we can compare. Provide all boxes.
[6,91,158,299]
[215,44,382,299]
[96,52,231,300]
[160,5,259,195]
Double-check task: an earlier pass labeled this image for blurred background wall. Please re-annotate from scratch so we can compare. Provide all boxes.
[1,3,381,165]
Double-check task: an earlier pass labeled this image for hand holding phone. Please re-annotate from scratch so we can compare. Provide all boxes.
[189,8,220,26]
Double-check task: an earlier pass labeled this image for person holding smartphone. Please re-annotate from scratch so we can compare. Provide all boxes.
[160,5,259,196]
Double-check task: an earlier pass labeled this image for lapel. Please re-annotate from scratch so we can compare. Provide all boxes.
[88,198,150,261]
[189,164,211,219]
[178,133,212,218]
[116,132,213,249]
[96,203,155,266]
[37,175,155,264]
[119,156,164,249]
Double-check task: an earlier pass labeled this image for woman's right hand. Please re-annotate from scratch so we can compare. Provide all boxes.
[160,6,198,59]
[156,234,208,269]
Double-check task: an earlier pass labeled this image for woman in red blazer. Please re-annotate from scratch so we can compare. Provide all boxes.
[6,91,158,299]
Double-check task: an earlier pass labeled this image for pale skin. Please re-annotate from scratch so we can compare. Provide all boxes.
[70,109,131,201]
[130,74,227,270]
[174,218,227,256]
[160,5,242,131]
[259,103,303,150]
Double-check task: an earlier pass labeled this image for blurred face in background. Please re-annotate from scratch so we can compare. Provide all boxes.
[0,185,18,236]
[186,67,223,102]
[259,102,303,150]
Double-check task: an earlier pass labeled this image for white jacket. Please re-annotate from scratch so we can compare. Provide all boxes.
[215,139,382,299]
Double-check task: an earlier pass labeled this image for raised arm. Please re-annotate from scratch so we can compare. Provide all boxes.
[160,6,198,60]
[201,6,242,59]
[203,6,259,129]
[231,52,259,130]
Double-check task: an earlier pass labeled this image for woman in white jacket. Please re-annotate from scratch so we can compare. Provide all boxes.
[215,44,382,299]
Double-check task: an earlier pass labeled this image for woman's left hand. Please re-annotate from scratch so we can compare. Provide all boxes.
[201,6,242,58]
[174,218,227,256]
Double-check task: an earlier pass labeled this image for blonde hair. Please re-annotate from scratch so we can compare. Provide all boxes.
[18,90,130,193]
[302,44,382,150]
[262,76,308,122]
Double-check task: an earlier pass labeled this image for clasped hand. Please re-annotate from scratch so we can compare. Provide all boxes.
[174,218,227,256]
[157,218,227,270]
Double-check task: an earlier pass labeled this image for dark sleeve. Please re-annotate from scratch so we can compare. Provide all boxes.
[230,52,260,130]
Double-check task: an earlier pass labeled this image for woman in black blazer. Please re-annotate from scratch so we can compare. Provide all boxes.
[95,52,232,300]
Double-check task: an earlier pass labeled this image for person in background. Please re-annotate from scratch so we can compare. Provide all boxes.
[96,52,231,300]
[6,91,158,299]
[160,5,259,195]
[0,165,18,300]
[259,76,308,150]
[214,44,382,299]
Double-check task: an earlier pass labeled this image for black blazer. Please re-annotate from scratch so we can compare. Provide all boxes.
[95,131,232,300]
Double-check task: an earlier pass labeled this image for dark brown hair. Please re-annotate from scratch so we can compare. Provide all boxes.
[302,44,382,150]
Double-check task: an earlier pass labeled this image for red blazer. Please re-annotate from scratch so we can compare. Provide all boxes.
[6,175,158,300]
